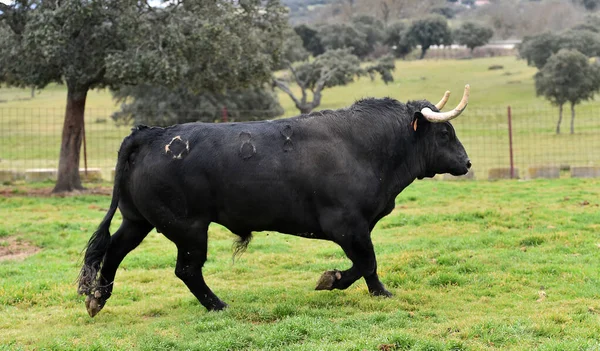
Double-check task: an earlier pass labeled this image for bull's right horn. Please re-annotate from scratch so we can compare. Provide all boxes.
[421,84,470,123]
[435,90,451,110]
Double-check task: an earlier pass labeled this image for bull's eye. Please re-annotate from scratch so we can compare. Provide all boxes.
[440,129,450,141]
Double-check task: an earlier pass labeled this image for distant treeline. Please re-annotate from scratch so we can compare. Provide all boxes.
[286,0,600,40]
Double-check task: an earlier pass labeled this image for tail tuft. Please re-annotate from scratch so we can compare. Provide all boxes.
[77,216,114,295]
[232,232,253,262]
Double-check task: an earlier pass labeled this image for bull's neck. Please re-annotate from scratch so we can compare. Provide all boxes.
[389,128,428,196]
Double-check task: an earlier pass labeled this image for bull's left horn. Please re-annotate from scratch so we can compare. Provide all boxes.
[421,84,470,123]
[435,90,451,110]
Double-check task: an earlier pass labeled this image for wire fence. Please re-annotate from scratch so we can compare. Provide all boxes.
[1,105,599,182]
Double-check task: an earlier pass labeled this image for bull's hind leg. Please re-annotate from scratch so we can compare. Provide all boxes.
[163,221,227,311]
[315,218,392,297]
[85,219,153,317]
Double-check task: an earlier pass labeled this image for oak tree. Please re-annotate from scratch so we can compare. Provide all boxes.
[535,49,600,134]
[0,0,287,192]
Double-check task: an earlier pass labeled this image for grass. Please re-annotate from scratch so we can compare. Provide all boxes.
[1,179,600,350]
[2,56,600,178]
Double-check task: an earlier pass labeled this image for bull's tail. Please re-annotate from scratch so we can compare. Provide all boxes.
[77,134,135,295]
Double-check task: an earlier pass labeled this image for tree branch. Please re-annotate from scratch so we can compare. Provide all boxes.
[272,78,302,108]
[287,63,309,105]
[287,63,309,89]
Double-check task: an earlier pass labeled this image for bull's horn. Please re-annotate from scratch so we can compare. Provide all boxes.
[421,84,470,123]
[435,90,451,110]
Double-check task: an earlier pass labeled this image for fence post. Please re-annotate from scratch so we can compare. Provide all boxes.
[82,119,88,177]
[507,105,515,179]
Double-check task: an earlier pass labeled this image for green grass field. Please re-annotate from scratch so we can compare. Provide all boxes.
[1,179,600,350]
[1,56,599,179]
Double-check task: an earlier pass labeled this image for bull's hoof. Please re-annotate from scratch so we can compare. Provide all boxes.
[206,300,228,312]
[370,288,393,297]
[315,270,342,290]
[85,291,105,318]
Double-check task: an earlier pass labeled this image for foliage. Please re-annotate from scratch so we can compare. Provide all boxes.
[454,21,494,54]
[278,27,311,69]
[519,29,600,70]
[111,85,284,127]
[0,0,287,93]
[0,0,288,192]
[518,32,561,69]
[535,49,600,134]
[557,29,600,58]
[384,21,416,59]
[351,15,386,58]
[294,24,325,57]
[571,14,600,33]
[407,15,453,59]
[316,15,386,60]
[318,23,371,59]
[366,55,396,84]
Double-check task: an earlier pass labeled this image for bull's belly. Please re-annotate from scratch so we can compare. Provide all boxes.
[212,197,321,235]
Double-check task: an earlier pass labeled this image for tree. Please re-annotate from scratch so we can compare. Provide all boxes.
[558,29,600,58]
[318,23,371,59]
[294,24,325,57]
[273,49,395,114]
[535,49,600,134]
[351,15,385,57]
[519,29,600,69]
[384,21,416,58]
[454,22,494,54]
[518,32,561,69]
[112,85,284,127]
[407,15,452,59]
[0,0,287,193]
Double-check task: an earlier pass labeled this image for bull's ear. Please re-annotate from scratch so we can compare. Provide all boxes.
[411,111,428,132]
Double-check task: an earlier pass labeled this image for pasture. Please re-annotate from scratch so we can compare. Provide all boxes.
[2,56,600,178]
[1,179,600,350]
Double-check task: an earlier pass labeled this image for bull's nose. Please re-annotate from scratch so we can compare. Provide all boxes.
[466,160,472,169]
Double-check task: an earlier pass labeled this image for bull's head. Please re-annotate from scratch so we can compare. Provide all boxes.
[412,85,471,178]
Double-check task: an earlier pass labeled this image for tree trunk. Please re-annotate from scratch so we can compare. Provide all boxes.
[556,103,563,134]
[570,102,575,134]
[420,47,427,60]
[52,87,88,193]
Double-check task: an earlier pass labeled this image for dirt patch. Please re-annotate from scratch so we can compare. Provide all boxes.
[0,237,40,262]
[0,185,112,197]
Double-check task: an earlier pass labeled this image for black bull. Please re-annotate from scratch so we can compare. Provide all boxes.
[78,91,471,317]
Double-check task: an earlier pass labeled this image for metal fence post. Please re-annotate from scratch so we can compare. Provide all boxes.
[507,106,515,179]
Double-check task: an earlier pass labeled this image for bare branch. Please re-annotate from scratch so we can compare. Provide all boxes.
[272,78,302,108]
[287,63,308,90]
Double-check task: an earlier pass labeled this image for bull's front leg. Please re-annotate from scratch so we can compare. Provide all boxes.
[314,219,392,297]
